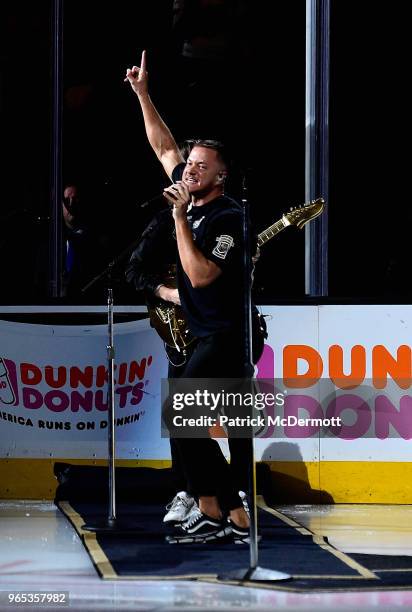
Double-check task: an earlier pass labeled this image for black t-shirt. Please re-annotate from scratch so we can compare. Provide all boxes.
[172,163,244,337]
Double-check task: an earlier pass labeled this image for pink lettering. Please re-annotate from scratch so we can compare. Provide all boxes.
[20,363,42,385]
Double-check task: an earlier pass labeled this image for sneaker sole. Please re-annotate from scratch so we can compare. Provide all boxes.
[166,526,232,545]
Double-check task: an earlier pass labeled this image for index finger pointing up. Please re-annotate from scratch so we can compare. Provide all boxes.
[140,50,146,72]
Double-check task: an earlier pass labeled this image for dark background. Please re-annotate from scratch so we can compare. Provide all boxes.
[0,0,409,304]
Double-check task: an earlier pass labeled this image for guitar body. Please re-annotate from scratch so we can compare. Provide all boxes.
[148,301,196,349]
[147,265,196,350]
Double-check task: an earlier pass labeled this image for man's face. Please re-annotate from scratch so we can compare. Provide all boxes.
[62,185,80,225]
[182,146,226,196]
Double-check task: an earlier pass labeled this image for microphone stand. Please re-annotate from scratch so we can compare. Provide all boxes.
[81,231,148,534]
[218,174,291,583]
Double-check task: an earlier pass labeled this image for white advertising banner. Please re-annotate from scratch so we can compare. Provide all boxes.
[1,305,411,461]
[0,317,170,459]
[254,305,412,462]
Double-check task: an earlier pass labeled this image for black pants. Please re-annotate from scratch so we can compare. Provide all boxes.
[167,328,251,512]
[167,345,194,494]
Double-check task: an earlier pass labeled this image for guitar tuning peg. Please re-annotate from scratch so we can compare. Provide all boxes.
[290,206,294,211]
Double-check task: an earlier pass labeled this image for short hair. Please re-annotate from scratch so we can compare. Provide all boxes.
[187,139,232,171]
[178,139,197,161]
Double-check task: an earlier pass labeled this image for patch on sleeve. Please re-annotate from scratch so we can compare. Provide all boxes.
[212,235,234,260]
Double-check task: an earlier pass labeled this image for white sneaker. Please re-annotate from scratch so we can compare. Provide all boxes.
[239,490,250,516]
[163,491,197,523]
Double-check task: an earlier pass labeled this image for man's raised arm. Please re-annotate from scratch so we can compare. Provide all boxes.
[125,50,184,179]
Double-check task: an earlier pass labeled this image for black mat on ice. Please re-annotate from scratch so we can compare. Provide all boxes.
[55,464,412,592]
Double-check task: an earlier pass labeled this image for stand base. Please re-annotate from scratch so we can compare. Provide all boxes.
[218,566,291,582]
[82,518,143,535]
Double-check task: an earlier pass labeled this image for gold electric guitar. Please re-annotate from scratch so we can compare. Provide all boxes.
[148,198,325,349]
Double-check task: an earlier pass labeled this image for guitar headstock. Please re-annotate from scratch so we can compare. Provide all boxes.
[284,197,325,229]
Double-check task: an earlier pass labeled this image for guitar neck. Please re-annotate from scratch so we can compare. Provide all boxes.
[257,217,289,247]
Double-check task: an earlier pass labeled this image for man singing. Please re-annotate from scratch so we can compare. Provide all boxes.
[125,51,261,544]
